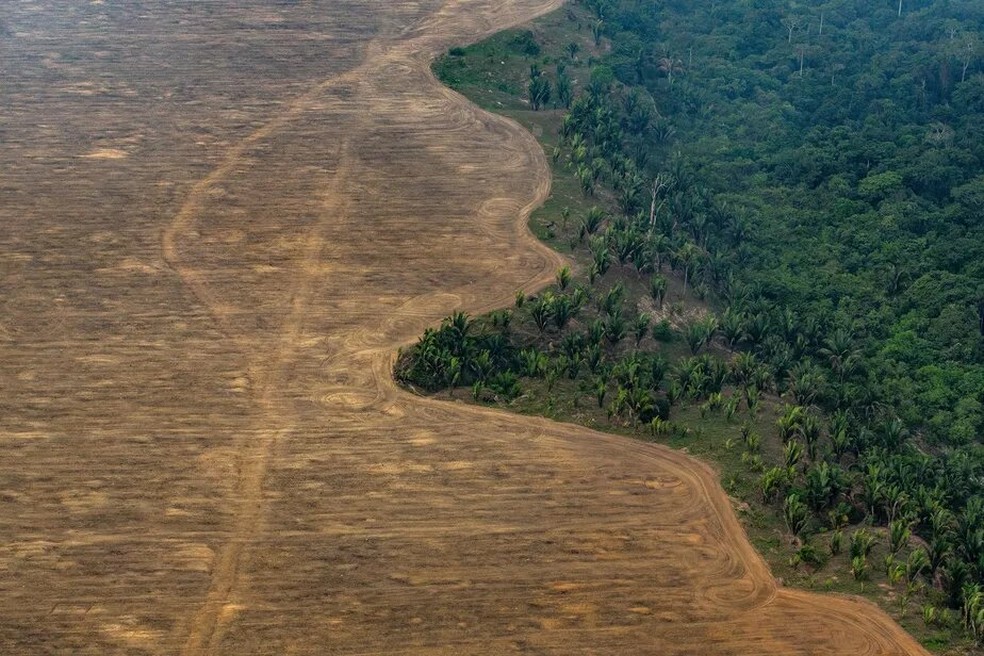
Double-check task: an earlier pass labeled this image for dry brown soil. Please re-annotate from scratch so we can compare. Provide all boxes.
[0,2,931,654]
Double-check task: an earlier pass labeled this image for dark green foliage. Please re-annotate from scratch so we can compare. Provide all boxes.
[599,0,984,443]
[584,206,606,234]
[427,1,984,638]
[556,72,574,109]
[649,274,667,308]
[604,308,627,345]
[511,30,541,57]
[572,0,984,615]
[397,312,520,396]
[651,319,673,342]
[488,371,522,398]
[528,69,552,111]
[794,543,828,570]
[632,312,651,346]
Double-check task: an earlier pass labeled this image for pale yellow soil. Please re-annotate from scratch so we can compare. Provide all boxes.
[0,2,929,654]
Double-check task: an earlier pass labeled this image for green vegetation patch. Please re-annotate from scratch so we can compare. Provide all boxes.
[416,1,984,652]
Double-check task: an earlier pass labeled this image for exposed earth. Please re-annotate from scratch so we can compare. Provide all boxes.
[0,2,930,654]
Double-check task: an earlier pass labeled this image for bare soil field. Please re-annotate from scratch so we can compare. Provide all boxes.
[0,2,931,654]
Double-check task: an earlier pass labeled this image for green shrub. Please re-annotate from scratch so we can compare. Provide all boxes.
[651,319,674,342]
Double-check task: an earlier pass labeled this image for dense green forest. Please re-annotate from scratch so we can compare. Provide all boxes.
[594,0,984,445]
[405,0,984,650]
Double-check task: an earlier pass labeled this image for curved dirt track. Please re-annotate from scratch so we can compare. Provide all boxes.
[0,2,929,654]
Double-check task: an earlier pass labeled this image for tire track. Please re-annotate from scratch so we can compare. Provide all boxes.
[166,65,374,656]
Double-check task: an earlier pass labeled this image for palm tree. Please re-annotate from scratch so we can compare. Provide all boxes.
[677,242,701,298]
[761,466,791,502]
[530,297,552,333]
[820,328,861,382]
[720,308,744,348]
[587,319,605,347]
[727,211,748,246]
[830,424,850,460]
[584,206,605,234]
[783,493,809,536]
[798,412,823,461]
[445,356,462,396]
[804,462,835,512]
[684,323,705,355]
[600,282,625,316]
[594,377,607,408]
[617,178,642,216]
[777,404,805,443]
[631,242,652,274]
[788,361,825,406]
[650,233,671,271]
[520,348,547,378]
[729,352,757,386]
[689,212,709,248]
[784,439,804,469]
[851,556,869,582]
[556,73,573,109]
[590,157,607,183]
[576,165,594,196]
[649,274,667,309]
[568,133,587,163]
[890,519,912,555]
[743,312,770,347]
[470,349,494,384]
[585,344,603,374]
[571,286,588,311]
[556,266,572,290]
[611,228,640,266]
[564,354,582,380]
[672,357,708,399]
[443,311,472,353]
[906,548,929,584]
[551,294,575,330]
[625,387,654,425]
[881,417,908,450]
[700,315,718,345]
[632,313,651,346]
[527,69,552,111]
[605,309,627,345]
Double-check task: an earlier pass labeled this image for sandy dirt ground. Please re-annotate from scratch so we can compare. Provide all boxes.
[0,2,930,654]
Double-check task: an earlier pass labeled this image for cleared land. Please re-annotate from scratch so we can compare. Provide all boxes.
[0,1,930,654]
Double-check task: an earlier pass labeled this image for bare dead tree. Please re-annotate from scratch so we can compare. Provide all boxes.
[962,36,979,83]
[649,174,672,232]
[782,15,801,44]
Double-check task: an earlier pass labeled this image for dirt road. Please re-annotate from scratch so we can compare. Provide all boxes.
[0,2,929,654]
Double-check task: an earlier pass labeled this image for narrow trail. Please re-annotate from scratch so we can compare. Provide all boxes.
[162,7,569,650]
[171,141,358,656]
[167,61,378,654]
[0,1,932,654]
